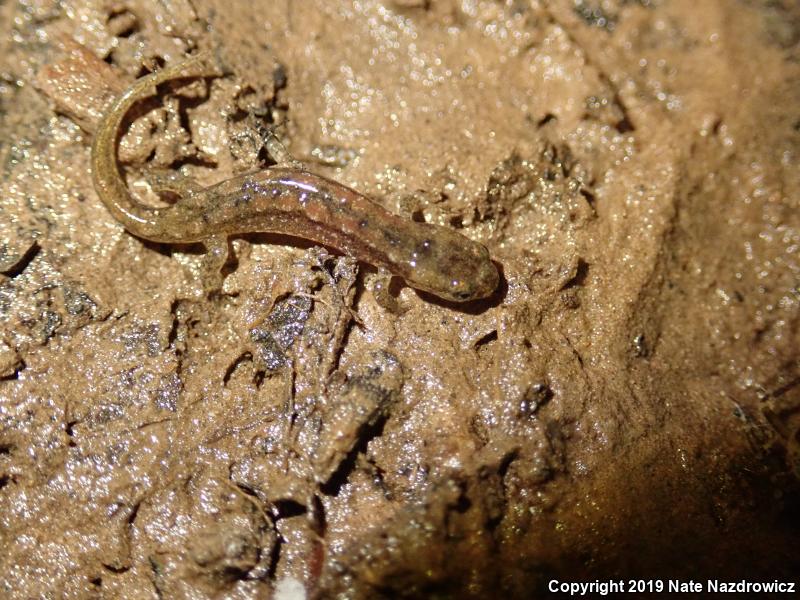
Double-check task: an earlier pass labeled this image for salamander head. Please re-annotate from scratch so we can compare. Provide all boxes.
[402,227,499,302]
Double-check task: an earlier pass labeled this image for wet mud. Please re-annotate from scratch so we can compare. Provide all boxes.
[1,0,799,598]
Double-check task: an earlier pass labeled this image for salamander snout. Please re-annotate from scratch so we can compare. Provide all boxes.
[391,224,499,302]
[412,234,499,302]
[444,244,500,302]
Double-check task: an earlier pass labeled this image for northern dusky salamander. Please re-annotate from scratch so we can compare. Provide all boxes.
[90,52,499,302]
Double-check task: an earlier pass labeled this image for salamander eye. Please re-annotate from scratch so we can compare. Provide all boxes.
[454,290,471,301]
[418,239,432,254]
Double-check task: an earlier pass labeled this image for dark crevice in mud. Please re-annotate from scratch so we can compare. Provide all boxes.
[0,241,39,278]
[615,108,635,133]
[473,330,498,350]
[537,113,556,127]
[328,314,357,380]
[267,534,282,580]
[367,458,393,500]
[169,153,218,170]
[0,360,25,380]
[520,383,553,417]
[136,56,166,79]
[487,450,519,530]
[273,498,307,520]
[106,7,140,39]
[223,352,253,385]
[234,480,261,499]
[452,487,471,514]
[272,63,288,92]
[228,102,258,124]
[127,501,141,526]
[167,300,181,349]
[144,147,157,165]
[0,474,10,490]
[319,412,389,497]
[113,20,137,39]
[311,494,327,536]
[102,563,130,574]
[559,332,587,377]
[767,376,800,400]
[222,563,253,583]
[65,420,77,447]
[246,546,269,581]
[562,259,589,290]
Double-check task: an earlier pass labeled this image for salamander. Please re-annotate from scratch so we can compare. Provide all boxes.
[90,52,499,302]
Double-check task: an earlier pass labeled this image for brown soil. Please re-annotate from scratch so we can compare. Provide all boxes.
[1,0,799,598]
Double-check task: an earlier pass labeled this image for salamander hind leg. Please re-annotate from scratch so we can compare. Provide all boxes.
[263,130,303,170]
[143,168,204,201]
[200,234,229,295]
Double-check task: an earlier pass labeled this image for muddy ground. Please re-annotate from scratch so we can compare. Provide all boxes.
[1,0,799,598]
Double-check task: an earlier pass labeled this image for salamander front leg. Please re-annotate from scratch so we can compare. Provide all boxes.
[371,267,402,314]
[201,235,229,294]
